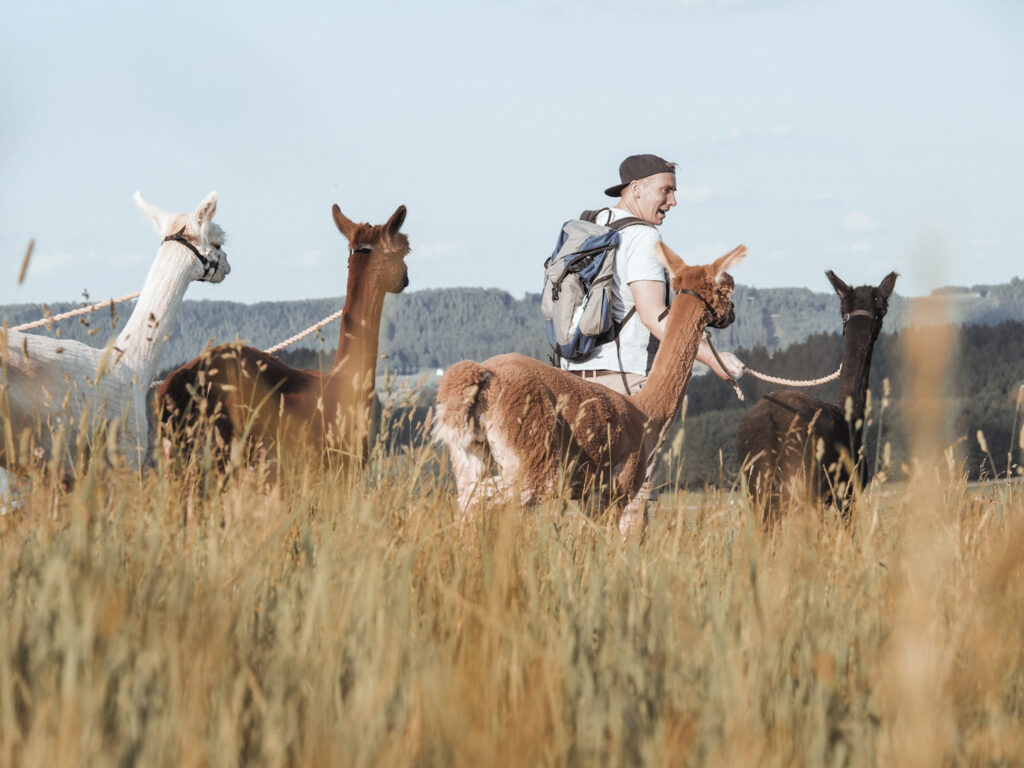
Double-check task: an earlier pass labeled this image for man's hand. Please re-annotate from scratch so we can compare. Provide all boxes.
[697,339,745,381]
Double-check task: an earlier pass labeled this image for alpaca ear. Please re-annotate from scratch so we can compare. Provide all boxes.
[134,191,171,235]
[878,271,898,299]
[193,191,218,229]
[826,270,852,299]
[332,204,356,240]
[386,205,407,238]
[712,244,747,284]
[653,241,687,278]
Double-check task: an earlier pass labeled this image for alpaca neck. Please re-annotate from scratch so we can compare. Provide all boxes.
[329,264,386,410]
[114,243,194,386]
[835,322,877,429]
[631,298,707,436]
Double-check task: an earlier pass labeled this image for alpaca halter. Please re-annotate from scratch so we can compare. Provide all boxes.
[842,308,876,331]
[163,227,221,280]
[672,287,734,329]
[844,309,874,321]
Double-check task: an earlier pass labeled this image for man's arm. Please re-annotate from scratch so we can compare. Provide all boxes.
[629,280,669,341]
[628,279,745,381]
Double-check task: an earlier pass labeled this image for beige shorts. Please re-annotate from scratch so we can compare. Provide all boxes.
[571,370,647,396]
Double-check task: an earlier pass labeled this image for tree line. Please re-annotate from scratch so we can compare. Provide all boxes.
[7,275,1024,373]
[667,320,1024,488]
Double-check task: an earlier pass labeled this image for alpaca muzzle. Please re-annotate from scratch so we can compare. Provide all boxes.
[708,300,735,329]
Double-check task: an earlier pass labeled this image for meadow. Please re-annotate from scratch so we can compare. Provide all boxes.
[0,383,1023,768]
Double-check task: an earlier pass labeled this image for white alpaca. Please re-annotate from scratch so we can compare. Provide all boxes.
[1,191,230,487]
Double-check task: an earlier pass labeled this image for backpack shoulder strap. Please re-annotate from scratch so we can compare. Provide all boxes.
[578,208,655,232]
[607,216,655,232]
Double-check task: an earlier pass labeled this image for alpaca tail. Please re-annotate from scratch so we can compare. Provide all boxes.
[432,360,491,449]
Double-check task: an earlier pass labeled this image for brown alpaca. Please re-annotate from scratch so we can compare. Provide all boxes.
[736,270,897,522]
[158,204,410,468]
[433,242,746,535]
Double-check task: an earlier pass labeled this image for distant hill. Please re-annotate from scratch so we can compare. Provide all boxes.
[4,277,1024,372]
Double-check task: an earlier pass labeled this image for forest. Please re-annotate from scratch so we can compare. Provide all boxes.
[5,275,1024,372]
[665,320,1024,488]
[5,284,1024,488]
[270,320,1024,489]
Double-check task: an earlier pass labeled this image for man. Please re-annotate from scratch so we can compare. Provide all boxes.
[563,153,745,394]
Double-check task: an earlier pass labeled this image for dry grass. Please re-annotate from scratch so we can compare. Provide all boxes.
[0,420,1021,767]
[1,306,1023,764]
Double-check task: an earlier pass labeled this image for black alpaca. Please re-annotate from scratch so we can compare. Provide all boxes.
[737,270,897,521]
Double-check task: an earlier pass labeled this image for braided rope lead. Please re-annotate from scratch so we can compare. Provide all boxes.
[745,366,842,387]
[146,310,346,391]
[263,309,345,355]
[10,292,141,332]
[702,329,842,402]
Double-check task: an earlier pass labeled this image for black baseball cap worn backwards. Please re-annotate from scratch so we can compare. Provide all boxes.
[604,154,677,197]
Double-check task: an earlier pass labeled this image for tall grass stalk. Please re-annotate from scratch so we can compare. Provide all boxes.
[0,380,1022,765]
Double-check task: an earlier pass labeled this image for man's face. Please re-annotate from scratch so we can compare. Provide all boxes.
[631,172,677,225]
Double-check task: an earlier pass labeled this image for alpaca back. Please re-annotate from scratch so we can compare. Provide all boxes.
[433,360,491,450]
[737,390,846,510]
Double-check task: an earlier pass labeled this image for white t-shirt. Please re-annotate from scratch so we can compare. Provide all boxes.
[562,207,666,375]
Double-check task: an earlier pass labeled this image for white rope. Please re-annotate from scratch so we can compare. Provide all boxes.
[704,330,841,400]
[263,309,344,355]
[744,365,842,387]
[9,292,141,332]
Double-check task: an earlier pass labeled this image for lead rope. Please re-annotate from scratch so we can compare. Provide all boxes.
[8,293,339,354]
[10,292,141,332]
[702,329,842,402]
[262,309,345,354]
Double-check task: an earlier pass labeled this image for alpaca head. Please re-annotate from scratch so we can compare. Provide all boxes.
[134,191,231,283]
[331,204,410,295]
[655,242,747,329]
[826,270,898,339]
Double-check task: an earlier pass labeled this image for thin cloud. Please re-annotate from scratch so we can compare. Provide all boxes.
[415,241,464,261]
[842,211,876,231]
[824,241,873,254]
[105,251,146,269]
[676,184,714,204]
[710,128,748,143]
[805,193,836,204]
[709,125,795,143]
[25,250,75,276]
[286,250,323,268]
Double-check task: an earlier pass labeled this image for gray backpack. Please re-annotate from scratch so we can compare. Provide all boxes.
[541,209,653,360]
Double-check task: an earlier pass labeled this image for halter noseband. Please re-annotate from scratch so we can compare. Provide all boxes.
[842,308,875,331]
[163,227,220,279]
[669,287,733,329]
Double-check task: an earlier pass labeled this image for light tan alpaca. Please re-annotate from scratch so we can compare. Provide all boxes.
[433,242,746,535]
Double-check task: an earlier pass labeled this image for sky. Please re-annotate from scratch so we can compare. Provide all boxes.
[2,0,1022,309]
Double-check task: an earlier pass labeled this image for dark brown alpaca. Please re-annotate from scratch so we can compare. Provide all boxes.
[158,204,410,468]
[736,270,897,520]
